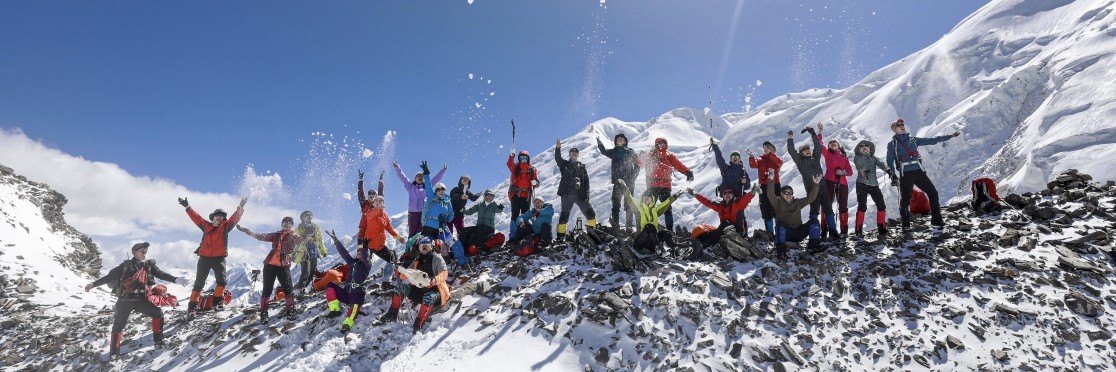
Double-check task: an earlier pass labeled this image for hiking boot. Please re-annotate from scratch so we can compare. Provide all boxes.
[213,303,225,312]
[259,312,269,325]
[773,244,789,261]
[806,240,825,253]
[186,302,198,319]
[854,228,863,239]
[283,307,298,321]
[380,281,394,291]
[877,224,888,238]
[340,323,352,334]
[378,310,398,324]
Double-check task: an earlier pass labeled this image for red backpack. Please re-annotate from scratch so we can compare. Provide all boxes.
[196,290,233,311]
[971,178,1002,214]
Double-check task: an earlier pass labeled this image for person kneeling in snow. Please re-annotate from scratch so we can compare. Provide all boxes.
[379,237,451,334]
[510,197,555,255]
[85,242,189,358]
[323,230,377,333]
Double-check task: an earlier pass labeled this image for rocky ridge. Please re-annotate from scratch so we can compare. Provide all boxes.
[0,170,1113,371]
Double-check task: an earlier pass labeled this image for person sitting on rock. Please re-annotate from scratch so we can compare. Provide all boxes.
[510,196,555,248]
[323,230,375,333]
[691,184,760,245]
[85,242,189,359]
[617,179,685,255]
[379,237,451,334]
[767,170,823,257]
[459,190,504,252]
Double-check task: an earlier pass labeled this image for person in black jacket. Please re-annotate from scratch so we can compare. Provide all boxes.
[448,175,480,236]
[85,242,188,358]
[596,133,641,229]
[555,138,598,242]
[710,138,751,198]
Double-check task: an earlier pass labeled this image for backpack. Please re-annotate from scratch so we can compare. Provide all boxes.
[113,261,150,297]
[513,235,541,257]
[910,187,931,215]
[971,178,1002,215]
[196,289,233,311]
[482,232,505,251]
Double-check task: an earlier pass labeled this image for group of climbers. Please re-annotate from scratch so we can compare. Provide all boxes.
[84,118,963,360]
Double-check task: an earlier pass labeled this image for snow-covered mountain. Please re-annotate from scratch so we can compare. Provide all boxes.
[5,0,1116,371]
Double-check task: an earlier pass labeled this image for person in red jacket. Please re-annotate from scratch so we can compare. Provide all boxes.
[748,141,783,235]
[237,217,307,325]
[507,148,538,238]
[641,138,694,231]
[691,184,760,244]
[178,196,246,317]
[818,124,854,238]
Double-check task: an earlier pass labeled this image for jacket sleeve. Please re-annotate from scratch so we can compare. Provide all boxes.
[249,231,276,243]
[335,238,355,265]
[185,207,207,228]
[844,157,854,177]
[149,263,178,283]
[314,225,326,256]
[597,139,614,159]
[383,213,401,240]
[450,187,464,203]
[431,166,447,186]
[694,194,717,210]
[748,155,760,169]
[875,157,891,174]
[653,195,679,216]
[90,262,125,288]
[737,192,755,209]
[357,178,367,205]
[805,179,820,204]
[886,141,898,172]
[917,134,953,147]
[811,132,823,160]
[423,173,435,201]
[394,165,414,192]
[772,154,784,169]
[357,212,368,239]
[766,180,780,206]
[555,146,568,168]
[668,153,691,174]
[224,206,244,232]
[712,144,728,172]
[786,138,800,163]
[378,179,385,198]
[463,203,479,216]
[507,154,515,172]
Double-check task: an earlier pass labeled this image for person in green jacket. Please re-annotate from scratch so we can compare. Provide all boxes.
[616,179,685,255]
[459,190,505,252]
[292,210,326,294]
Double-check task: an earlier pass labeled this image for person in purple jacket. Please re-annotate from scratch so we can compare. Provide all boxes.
[323,230,373,333]
[392,160,447,238]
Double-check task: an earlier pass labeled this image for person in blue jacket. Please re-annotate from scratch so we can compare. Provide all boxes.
[418,161,454,240]
[885,119,961,232]
[511,197,555,246]
[709,138,751,198]
[322,230,372,333]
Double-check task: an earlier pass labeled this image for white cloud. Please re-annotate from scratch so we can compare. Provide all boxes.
[0,128,300,272]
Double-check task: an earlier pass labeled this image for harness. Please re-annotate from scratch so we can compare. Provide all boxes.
[892,137,923,172]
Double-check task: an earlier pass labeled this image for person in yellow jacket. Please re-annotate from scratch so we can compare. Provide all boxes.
[616,180,686,255]
[292,211,326,295]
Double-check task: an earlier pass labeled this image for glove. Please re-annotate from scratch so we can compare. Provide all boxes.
[890,177,899,187]
[175,277,189,286]
[358,170,364,180]
[685,171,694,182]
[177,197,189,208]
[836,169,845,176]
[686,188,694,196]
[531,180,539,187]
[396,236,406,244]
[673,191,685,198]
[801,127,816,135]
[420,161,430,175]
[951,131,961,138]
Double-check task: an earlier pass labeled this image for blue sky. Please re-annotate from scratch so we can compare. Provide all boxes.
[0,1,987,265]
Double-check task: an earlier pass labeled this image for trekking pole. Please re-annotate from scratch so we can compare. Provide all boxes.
[511,119,517,151]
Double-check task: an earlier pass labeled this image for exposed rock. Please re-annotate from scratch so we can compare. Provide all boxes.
[1064,292,1104,317]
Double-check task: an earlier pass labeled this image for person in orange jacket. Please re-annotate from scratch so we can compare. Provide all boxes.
[178,196,246,316]
[358,195,407,264]
[237,217,307,325]
[357,169,385,214]
[641,137,694,231]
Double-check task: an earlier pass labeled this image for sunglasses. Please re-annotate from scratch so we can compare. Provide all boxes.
[136,249,148,253]
[782,191,794,195]
[436,188,446,192]
[895,124,906,127]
